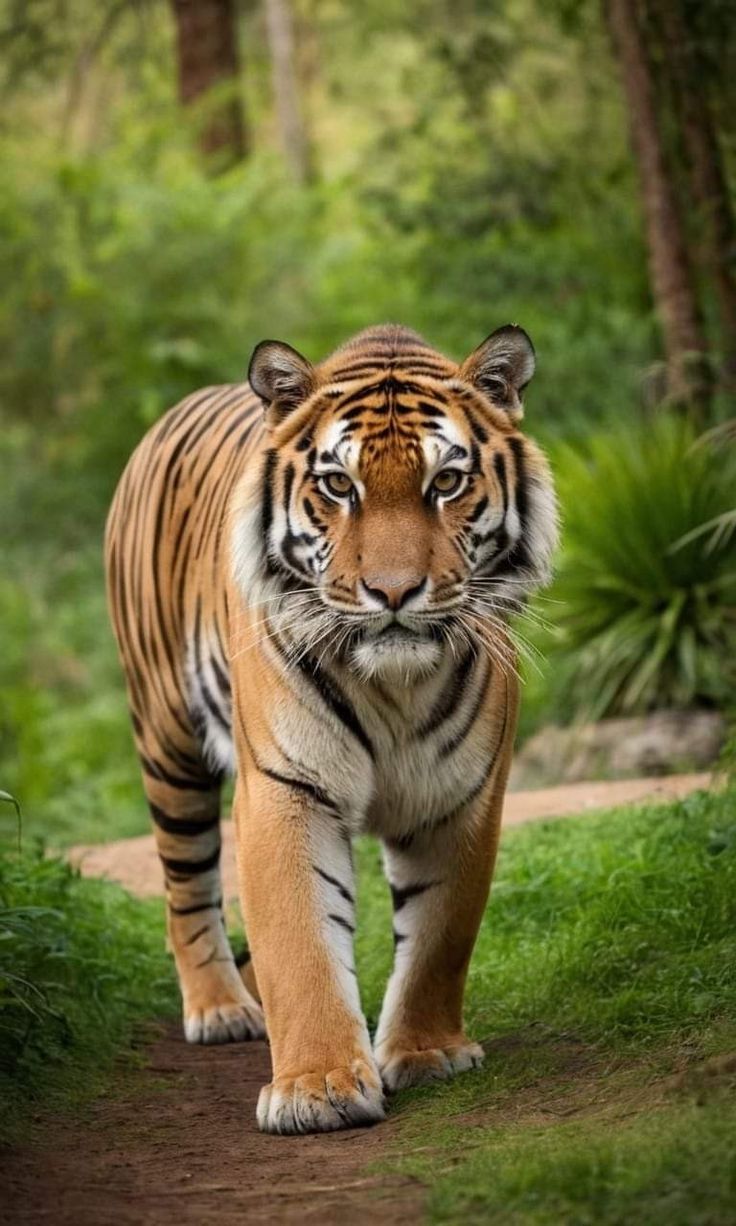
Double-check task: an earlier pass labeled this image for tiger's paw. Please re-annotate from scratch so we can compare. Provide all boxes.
[376,1038,484,1092]
[183,987,265,1045]
[256,1060,386,1134]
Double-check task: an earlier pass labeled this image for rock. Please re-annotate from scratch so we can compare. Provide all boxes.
[510,709,726,790]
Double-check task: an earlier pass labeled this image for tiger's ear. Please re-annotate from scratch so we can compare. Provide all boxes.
[248,339,317,422]
[458,325,535,422]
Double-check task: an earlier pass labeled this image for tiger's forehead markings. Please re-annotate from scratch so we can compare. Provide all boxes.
[312,383,475,485]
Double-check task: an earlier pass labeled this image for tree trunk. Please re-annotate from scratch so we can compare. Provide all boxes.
[649,0,736,379]
[263,0,312,184]
[169,0,246,165]
[605,0,709,412]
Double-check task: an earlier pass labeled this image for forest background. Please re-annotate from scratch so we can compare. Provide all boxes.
[1,0,735,847]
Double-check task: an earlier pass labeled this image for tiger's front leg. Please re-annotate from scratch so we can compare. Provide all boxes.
[374,712,515,1092]
[233,772,385,1135]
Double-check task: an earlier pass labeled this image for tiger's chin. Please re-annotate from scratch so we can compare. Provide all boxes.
[349,628,444,684]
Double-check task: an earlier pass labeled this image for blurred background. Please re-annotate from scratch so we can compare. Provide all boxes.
[1,0,735,847]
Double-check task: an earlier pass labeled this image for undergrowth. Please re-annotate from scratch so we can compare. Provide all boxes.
[0,847,175,1141]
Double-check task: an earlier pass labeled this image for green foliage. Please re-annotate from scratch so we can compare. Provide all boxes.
[0,529,144,847]
[533,416,736,721]
[0,845,175,1139]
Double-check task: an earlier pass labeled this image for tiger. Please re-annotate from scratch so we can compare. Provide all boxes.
[105,322,557,1135]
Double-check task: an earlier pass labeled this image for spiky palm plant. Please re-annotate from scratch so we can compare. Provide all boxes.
[544,416,736,719]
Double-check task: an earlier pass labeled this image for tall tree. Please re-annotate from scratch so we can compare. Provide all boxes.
[605,0,709,411]
[169,0,246,165]
[649,0,736,378]
[263,0,312,184]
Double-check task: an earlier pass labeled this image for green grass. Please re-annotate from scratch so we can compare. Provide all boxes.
[416,1094,736,1225]
[0,846,176,1142]
[353,785,736,1223]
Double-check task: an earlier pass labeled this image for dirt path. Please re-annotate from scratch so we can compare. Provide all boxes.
[68,772,711,900]
[2,772,713,1225]
[1,1022,421,1226]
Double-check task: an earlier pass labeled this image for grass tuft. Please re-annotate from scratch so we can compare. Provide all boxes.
[0,847,176,1141]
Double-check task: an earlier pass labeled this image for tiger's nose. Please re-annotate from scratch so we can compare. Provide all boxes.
[360,576,427,611]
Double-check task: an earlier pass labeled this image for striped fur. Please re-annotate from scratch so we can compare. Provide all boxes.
[105,323,557,1133]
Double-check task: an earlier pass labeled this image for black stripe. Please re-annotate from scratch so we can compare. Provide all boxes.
[184,924,211,945]
[328,913,355,934]
[427,777,487,831]
[194,407,256,496]
[337,381,385,409]
[494,451,509,515]
[468,496,489,523]
[283,461,295,509]
[338,405,367,424]
[428,701,510,830]
[199,679,230,731]
[439,664,491,758]
[330,359,385,378]
[296,655,374,759]
[260,448,278,540]
[390,880,437,911]
[508,437,527,528]
[314,865,354,905]
[168,898,222,916]
[140,754,214,792]
[260,765,340,813]
[393,929,406,947]
[149,803,220,837]
[182,385,245,456]
[467,409,489,443]
[234,948,252,968]
[416,651,474,737]
[192,598,231,732]
[388,377,447,400]
[161,848,221,876]
[158,387,225,442]
[210,651,232,697]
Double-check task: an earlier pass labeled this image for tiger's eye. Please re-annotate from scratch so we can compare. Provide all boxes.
[432,469,463,496]
[322,471,353,497]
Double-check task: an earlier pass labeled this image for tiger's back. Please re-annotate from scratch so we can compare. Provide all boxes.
[106,383,261,782]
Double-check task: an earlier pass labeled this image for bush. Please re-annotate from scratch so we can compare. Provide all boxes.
[536,416,736,721]
[0,841,175,1138]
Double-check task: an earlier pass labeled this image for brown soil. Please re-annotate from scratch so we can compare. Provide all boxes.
[68,772,712,902]
[1,1022,423,1226]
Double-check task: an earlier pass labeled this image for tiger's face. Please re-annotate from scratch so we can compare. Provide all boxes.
[235,325,557,683]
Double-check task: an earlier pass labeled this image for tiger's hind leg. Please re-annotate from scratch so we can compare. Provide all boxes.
[140,750,265,1045]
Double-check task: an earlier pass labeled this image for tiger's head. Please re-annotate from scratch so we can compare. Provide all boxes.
[232,325,557,683]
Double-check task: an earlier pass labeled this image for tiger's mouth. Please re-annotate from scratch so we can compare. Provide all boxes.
[358,613,445,644]
[346,614,446,681]
[375,623,424,643]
